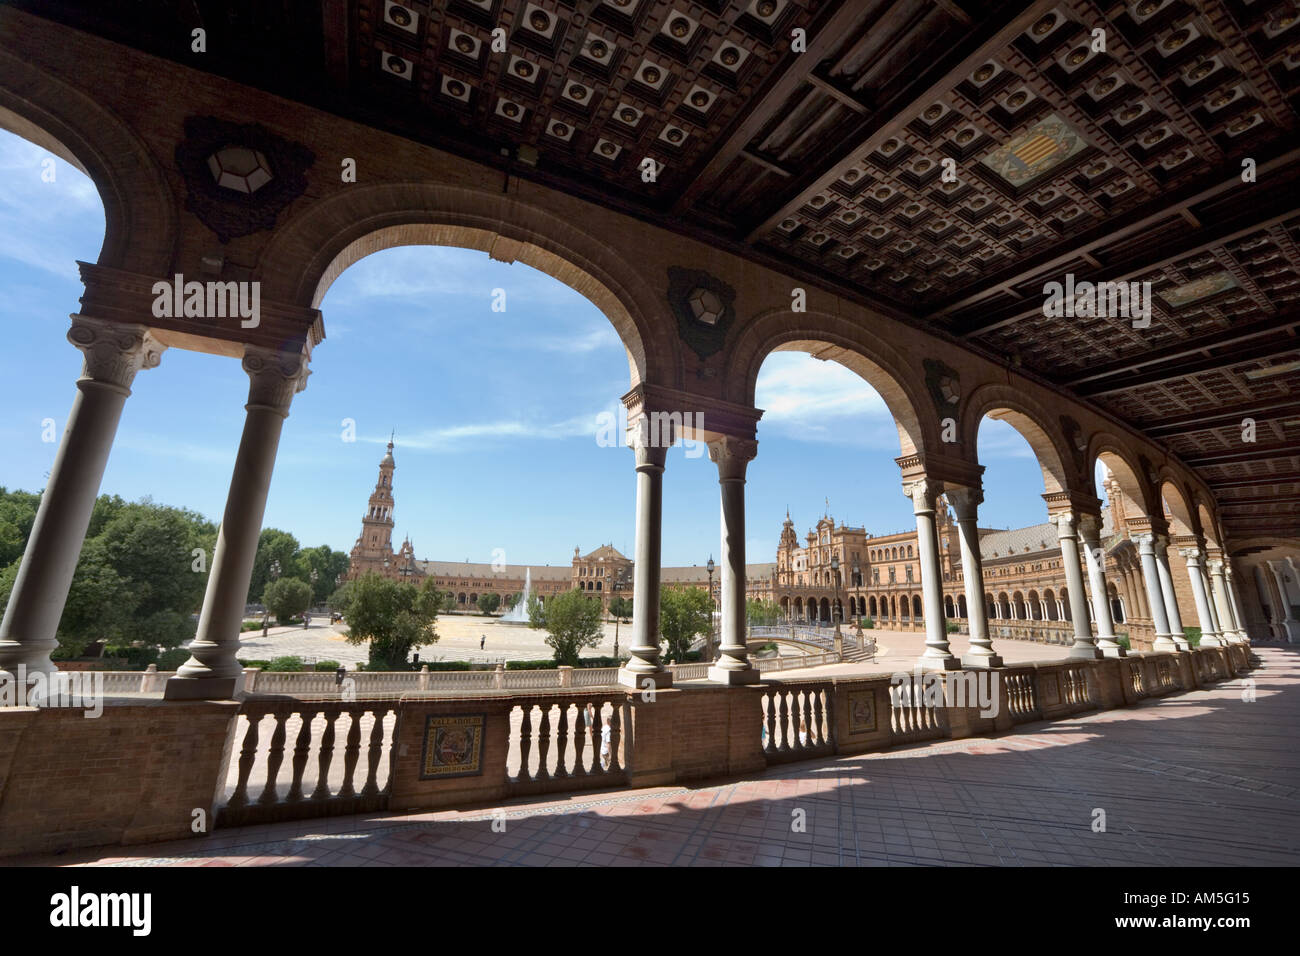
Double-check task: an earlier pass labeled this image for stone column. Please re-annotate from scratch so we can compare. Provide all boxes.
[906,479,959,669]
[1054,512,1100,659]
[1199,562,1224,642]
[1180,549,1223,646]
[618,421,671,689]
[1078,513,1123,657]
[0,317,164,686]
[1154,535,1189,650]
[1255,564,1284,640]
[708,437,760,685]
[1270,561,1300,641]
[946,486,1001,667]
[165,345,308,699]
[1223,564,1249,643]
[1205,558,1238,644]
[1133,533,1177,651]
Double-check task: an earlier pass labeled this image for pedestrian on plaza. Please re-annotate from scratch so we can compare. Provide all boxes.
[600,716,612,771]
[480,634,486,651]
[303,612,310,630]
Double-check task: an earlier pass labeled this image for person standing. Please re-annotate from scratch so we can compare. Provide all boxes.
[480,634,486,651]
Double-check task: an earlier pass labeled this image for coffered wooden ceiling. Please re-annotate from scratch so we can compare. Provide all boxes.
[14,0,1300,542]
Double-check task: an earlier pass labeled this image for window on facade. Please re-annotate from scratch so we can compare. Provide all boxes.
[906,567,913,583]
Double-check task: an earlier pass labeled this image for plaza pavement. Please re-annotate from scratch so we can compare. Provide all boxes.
[19,646,1296,867]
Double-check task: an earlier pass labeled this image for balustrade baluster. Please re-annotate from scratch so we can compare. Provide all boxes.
[537,705,552,781]
[811,688,825,747]
[228,714,261,810]
[554,704,569,779]
[258,711,288,806]
[312,710,339,801]
[339,711,364,798]
[573,702,589,777]
[286,708,314,802]
[763,694,777,755]
[777,692,790,752]
[361,707,388,797]
[519,704,534,782]
[608,701,623,773]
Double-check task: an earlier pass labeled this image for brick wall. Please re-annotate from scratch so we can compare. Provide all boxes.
[0,700,239,857]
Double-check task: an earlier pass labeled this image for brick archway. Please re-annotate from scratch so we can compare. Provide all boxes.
[255,183,672,387]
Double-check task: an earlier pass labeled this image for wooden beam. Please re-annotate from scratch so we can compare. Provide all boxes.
[1074,333,1300,398]
[1141,399,1300,438]
[1182,443,1300,467]
[1204,472,1300,489]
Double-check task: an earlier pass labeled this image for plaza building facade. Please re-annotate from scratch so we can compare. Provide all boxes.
[344,441,775,613]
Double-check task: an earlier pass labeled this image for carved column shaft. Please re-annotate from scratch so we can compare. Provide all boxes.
[166,345,308,699]
[907,480,958,669]
[620,421,670,688]
[1078,514,1123,657]
[1055,512,1101,659]
[0,316,165,680]
[947,486,1001,667]
[708,436,760,684]
[1180,549,1222,647]
[1153,535,1188,649]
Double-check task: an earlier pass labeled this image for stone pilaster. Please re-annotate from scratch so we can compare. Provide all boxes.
[946,485,1002,668]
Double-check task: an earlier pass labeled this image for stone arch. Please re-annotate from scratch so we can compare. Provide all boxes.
[869,596,878,617]
[1197,501,1221,551]
[1028,589,1042,620]
[1044,588,1059,621]
[943,594,955,618]
[1090,436,1158,519]
[964,384,1076,497]
[958,594,968,618]
[911,594,923,619]
[730,309,939,458]
[255,183,670,386]
[0,46,177,276]
[1158,476,1198,538]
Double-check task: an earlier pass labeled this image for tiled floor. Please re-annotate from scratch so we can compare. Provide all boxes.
[16,647,1298,867]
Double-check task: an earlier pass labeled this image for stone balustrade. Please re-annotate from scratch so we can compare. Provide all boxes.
[0,642,1253,857]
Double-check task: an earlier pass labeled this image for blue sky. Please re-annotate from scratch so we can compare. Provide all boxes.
[0,128,1094,568]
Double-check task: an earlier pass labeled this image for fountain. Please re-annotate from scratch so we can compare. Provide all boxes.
[500,567,533,625]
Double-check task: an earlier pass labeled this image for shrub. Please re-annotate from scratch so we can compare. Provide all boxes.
[1183,625,1202,648]
[1116,634,1131,651]
[945,620,960,634]
[313,660,341,672]
[263,577,312,626]
[158,647,190,670]
[265,656,305,672]
[861,617,875,629]
[104,645,160,668]
[238,659,271,669]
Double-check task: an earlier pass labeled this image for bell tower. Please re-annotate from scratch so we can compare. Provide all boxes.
[349,437,398,578]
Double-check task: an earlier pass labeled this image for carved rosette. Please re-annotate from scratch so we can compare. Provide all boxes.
[243,345,310,411]
[67,316,166,390]
[707,435,758,480]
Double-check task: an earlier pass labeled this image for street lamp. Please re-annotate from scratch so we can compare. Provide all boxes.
[706,555,716,663]
[263,559,281,637]
[831,553,844,658]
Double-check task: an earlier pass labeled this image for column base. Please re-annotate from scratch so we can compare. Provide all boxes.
[163,672,246,701]
[617,666,672,690]
[1097,641,1128,658]
[1199,633,1226,647]
[960,652,1003,668]
[1152,634,1180,652]
[918,655,962,671]
[707,664,761,685]
[1069,642,1103,660]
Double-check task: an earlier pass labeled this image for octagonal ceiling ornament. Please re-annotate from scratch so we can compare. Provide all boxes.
[175,115,315,243]
[667,266,736,359]
[922,358,961,416]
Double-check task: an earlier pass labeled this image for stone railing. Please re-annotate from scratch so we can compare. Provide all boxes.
[1,642,1253,857]
[987,621,1078,644]
[761,680,835,762]
[754,651,840,672]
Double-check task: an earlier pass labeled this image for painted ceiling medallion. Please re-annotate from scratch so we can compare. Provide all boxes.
[667,267,736,359]
[175,116,314,244]
[981,113,1088,186]
[1161,271,1240,307]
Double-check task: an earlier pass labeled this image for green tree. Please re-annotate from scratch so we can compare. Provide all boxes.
[529,588,602,666]
[0,487,40,568]
[477,592,501,615]
[660,587,713,663]
[248,529,305,604]
[334,572,440,668]
[300,544,350,604]
[745,599,782,627]
[54,539,138,657]
[607,595,633,621]
[263,577,312,625]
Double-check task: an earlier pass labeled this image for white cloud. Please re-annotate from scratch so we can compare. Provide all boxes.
[359,410,602,452]
[0,134,104,279]
[976,418,1039,460]
[755,352,898,448]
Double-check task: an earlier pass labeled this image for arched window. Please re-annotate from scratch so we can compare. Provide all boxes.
[912,595,923,619]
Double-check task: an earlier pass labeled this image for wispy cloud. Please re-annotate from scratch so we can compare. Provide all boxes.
[977,418,1040,460]
[356,410,603,452]
[0,138,104,279]
[755,352,899,448]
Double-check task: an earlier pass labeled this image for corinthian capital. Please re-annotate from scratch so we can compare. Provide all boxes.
[243,344,310,411]
[904,478,940,514]
[1053,510,1078,540]
[708,435,758,481]
[944,484,983,521]
[67,315,166,391]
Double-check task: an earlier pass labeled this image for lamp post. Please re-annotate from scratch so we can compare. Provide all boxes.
[263,559,281,636]
[706,555,716,663]
[831,553,844,658]
[307,569,318,629]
